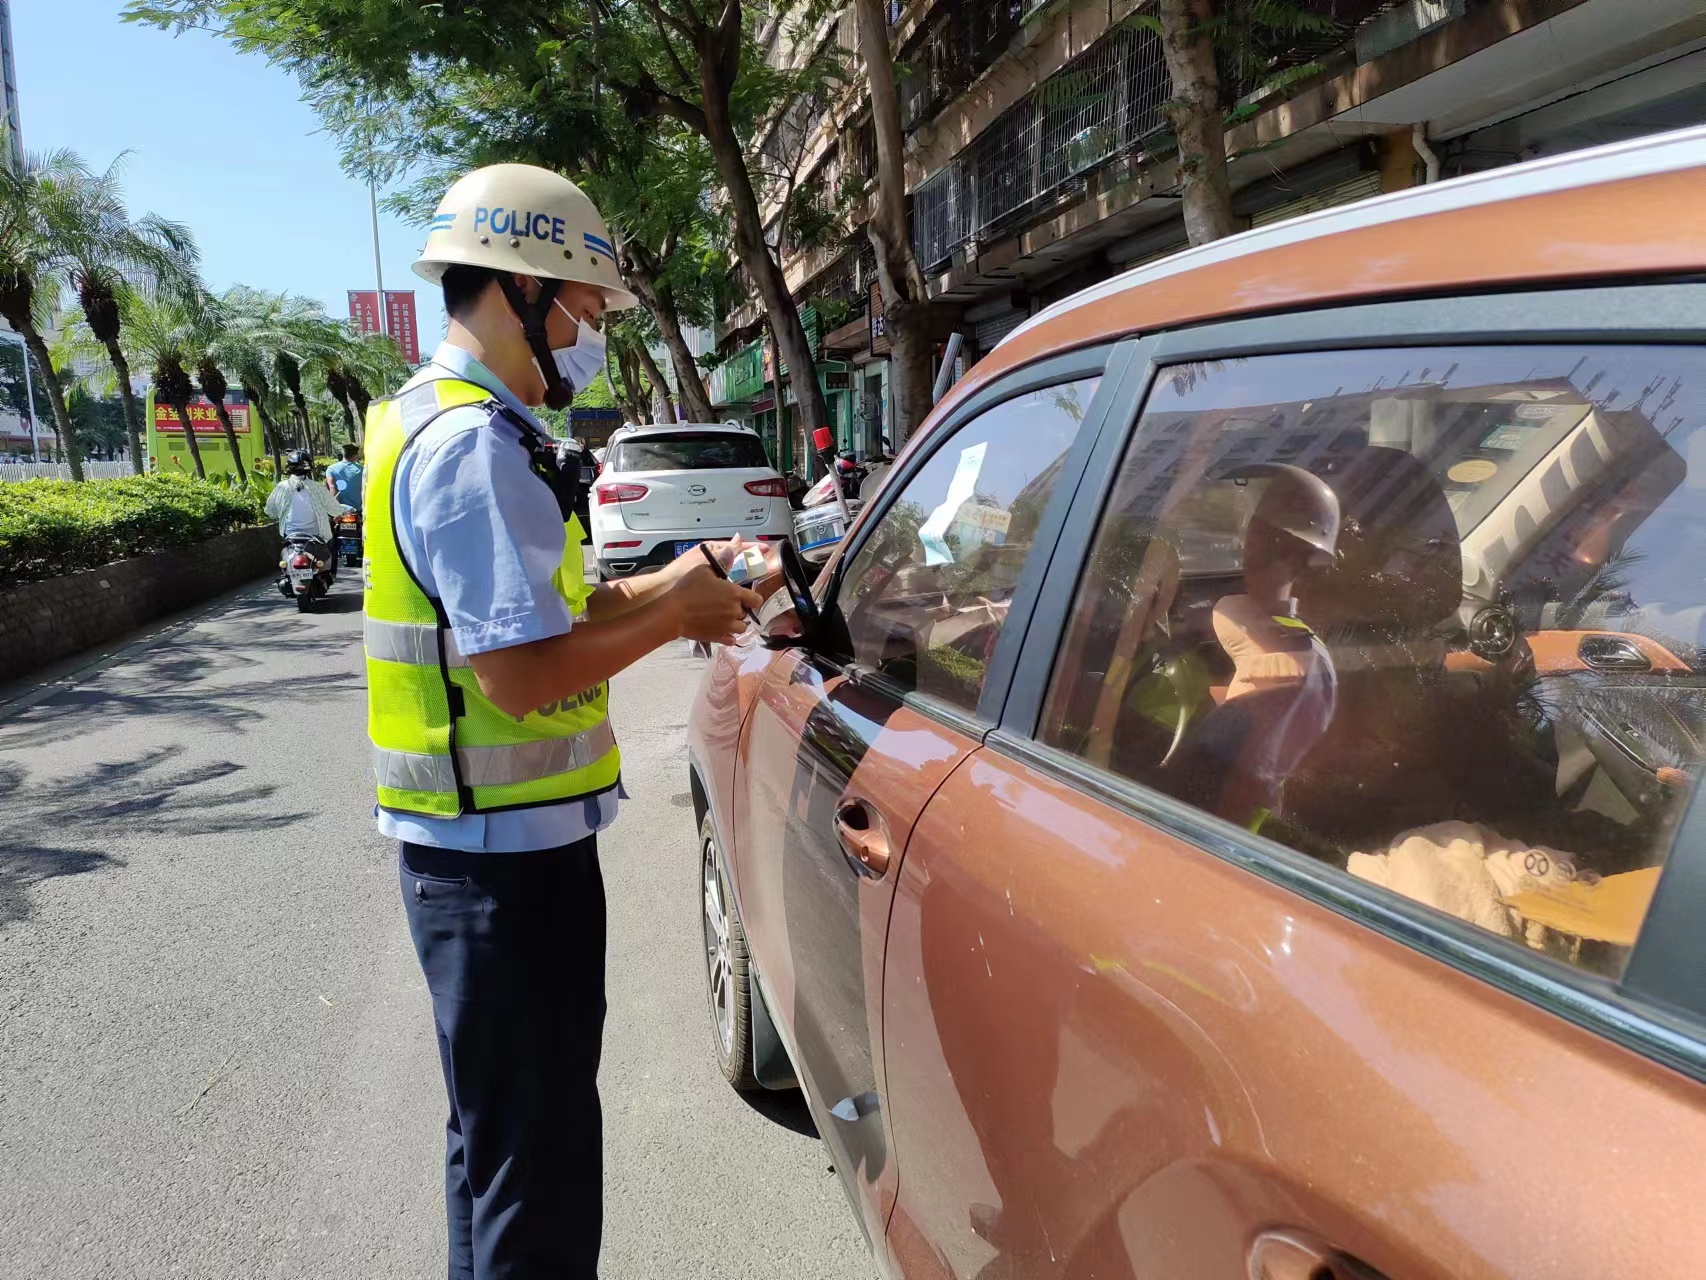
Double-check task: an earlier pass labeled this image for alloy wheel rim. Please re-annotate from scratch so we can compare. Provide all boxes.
[702,835,735,1058]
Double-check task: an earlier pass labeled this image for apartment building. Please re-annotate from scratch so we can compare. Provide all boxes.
[707,0,1706,475]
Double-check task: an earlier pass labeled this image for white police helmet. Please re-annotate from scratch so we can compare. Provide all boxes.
[413,163,638,311]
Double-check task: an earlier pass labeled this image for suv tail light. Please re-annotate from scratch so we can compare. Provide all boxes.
[745,477,790,498]
[596,482,649,504]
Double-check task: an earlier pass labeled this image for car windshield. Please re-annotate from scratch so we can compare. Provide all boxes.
[612,433,768,472]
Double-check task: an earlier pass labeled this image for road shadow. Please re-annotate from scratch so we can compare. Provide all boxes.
[742,1086,821,1139]
[312,591,366,614]
[0,630,364,751]
[0,746,312,932]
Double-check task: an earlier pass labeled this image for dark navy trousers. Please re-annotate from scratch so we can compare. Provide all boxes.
[400,838,606,1280]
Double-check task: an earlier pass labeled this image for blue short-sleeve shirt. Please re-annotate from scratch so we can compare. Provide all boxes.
[374,341,619,852]
[327,459,364,510]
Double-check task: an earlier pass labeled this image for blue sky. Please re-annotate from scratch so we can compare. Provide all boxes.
[14,0,448,352]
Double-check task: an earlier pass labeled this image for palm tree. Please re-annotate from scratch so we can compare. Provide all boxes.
[177,289,250,484]
[61,156,200,474]
[215,285,304,475]
[122,287,207,478]
[299,318,364,448]
[0,150,93,478]
[323,361,359,444]
[341,330,409,432]
[274,348,312,451]
[277,306,346,453]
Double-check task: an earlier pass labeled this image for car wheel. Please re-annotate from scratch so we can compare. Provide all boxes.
[700,812,760,1092]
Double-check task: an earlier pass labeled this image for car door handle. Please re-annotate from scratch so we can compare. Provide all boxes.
[834,799,892,878]
[1249,1229,1390,1280]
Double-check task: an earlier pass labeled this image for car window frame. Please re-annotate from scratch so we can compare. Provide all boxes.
[990,281,1706,1082]
[812,340,1141,736]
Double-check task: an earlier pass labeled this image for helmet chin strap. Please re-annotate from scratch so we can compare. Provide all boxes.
[496,275,575,411]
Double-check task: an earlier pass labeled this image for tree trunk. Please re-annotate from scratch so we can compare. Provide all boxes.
[1158,0,1236,246]
[347,383,372,441]
[334,396,358,445]
[854,0,938,440]
[245,382,286,476]
[654,285,712,421]
[289,390,312,452]
[634,343,678,423]
[170,396,207,479]
[614,344,650,425]
[19,329,83,480]
[698,62,829,436]
[624,248,716,423]
[103,340,147,474]
[211,403,249,485]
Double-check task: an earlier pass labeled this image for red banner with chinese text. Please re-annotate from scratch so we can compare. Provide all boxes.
[384,290,421,365]
[348,290,382,337]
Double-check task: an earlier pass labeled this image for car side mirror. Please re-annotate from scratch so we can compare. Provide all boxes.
[756,540,825,650]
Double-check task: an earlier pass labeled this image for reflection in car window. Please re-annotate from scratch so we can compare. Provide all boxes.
[1042,346,1706,979]
[836,378,1100,711]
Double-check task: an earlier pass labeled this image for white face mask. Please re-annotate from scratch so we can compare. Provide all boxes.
[550,300,607,393]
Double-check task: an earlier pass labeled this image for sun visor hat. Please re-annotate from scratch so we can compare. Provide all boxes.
[413,164,638,311]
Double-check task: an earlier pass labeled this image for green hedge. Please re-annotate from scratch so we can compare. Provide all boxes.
[0,475,267,591]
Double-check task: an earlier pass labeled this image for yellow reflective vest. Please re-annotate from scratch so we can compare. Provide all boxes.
[363,375,620,817]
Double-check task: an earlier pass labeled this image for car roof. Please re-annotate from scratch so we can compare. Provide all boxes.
[937,124,1706,420]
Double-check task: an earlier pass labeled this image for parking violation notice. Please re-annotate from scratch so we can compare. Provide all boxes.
[919,442,987,565]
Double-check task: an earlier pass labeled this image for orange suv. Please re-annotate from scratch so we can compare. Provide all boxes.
[687,127,1706,1279]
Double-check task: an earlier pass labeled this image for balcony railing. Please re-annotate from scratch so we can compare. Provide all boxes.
[911,21,1170,271]
[907,0,1399,272]
[899,0,1025,133]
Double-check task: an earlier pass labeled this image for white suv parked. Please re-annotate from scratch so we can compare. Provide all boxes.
[589,422,794,579]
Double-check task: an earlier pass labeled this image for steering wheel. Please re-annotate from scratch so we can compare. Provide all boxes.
[778,538,821,632]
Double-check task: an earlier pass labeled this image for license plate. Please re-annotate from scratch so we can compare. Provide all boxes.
[673,540,701,559]
[289,568,315,581]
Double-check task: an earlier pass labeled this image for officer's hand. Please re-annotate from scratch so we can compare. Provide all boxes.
[661,535,746,584]
[670,564,763,645]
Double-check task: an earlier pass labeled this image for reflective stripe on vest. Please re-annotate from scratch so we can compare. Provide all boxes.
[365,617,470,668]
[373,719,618,792]
[363,374,620,817]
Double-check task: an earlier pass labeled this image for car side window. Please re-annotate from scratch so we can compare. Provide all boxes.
[834,377,1100,711]
[1042,345,1706,980]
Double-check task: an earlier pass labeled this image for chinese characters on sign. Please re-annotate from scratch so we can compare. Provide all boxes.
[349,289,422,365]
[348,290,382,337]
[868,279,889,355]
[384,291,421,365]
[154,396,251,435]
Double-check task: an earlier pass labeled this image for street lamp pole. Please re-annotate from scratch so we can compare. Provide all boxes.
[370,176,388,338]
[8,330,38,462]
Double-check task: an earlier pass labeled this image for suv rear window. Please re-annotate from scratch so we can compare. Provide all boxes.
[611,433,769,472]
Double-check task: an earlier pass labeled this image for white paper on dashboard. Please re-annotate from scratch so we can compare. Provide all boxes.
[918,441,987,566]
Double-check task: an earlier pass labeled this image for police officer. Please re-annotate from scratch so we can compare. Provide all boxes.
[364,164,760,1280]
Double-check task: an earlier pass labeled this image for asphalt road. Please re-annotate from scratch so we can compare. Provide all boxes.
[0,571,870,1279]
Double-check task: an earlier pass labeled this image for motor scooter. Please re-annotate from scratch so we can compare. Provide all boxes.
[792,449,894,564]
[278,534,337,612]
[335,510,364,568]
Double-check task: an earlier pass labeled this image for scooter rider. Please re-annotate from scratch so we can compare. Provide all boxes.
[265,448,346,571]
[365,163,759,1280]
